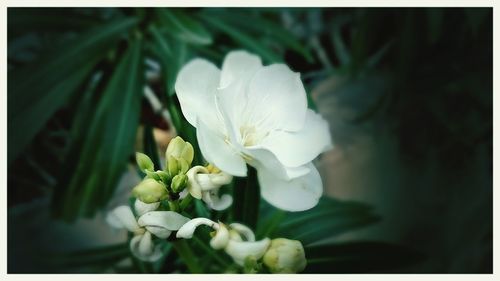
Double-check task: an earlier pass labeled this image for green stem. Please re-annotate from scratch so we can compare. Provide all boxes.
[232,166,260,229]
[172,240,203,273]
[179,193,193,211]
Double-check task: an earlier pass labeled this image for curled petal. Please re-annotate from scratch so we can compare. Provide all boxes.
[187,166,209,199]
[130,233,163,262]
[224,238,271,266]
[203,190,233,211]
[176,218,219,239]
[106,205,140,233]
[259,163,323,212]
[138,211,190,231]
[229,223,255,242]
[134,200,160,217]
[209,223,229,250]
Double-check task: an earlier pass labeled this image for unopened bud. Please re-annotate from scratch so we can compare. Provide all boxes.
[166,136,194,166]
[263,238,306,273]
[136,152,154,172]
[132,178,169,203]
[171,174,188,193]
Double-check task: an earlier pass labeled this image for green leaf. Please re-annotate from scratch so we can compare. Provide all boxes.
[199,13,282,63]
[232,166,260,229]
[155,9,212,45]
[48,243,129,269]
[260,197,379,245]
[202,10,313,62]
[8,17,138,165]
[304,241,425,273]
[52,38,144,220]
[143,124,162,170]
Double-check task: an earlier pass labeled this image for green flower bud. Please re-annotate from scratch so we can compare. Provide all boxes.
[166,136,194,166]
[171,174,188,193]
[156,170,171,183]
[167,155,179,176]
[132,178,169,203]
[136,152,154,172]
[263,238,307,273]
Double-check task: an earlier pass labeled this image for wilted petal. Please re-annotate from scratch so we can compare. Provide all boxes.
[225,238,271,266]
[176,218,219,239]
[229,223,255,242]
[261,109,333,167]
[209,223,229,250]
[138,211,190,231]
[259,163,323,212]
[175,58,222,129]
[197,118,247,177]
[106,205,140,233]
[134,200,160,217]
[187,166,209,199]
[245,64,307,132]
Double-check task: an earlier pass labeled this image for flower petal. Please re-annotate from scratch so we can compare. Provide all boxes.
[245,147,310,180]
[197,118,247,177]
[209,223,229,250]
[106,205,140,232]
[130,233,164,262]
[138,211,190,231]
[145,226,172,239]
[225,238,271,266]
[202,189,233,211]
[258,163,323,211]
[176,218,219,239]
[260,109,333,167]
[245,64,307,132]
[187,166,209,199]
[220,50,262,88]
[134,200,160,217]
[229,223,255,242]
[175,58,222,129]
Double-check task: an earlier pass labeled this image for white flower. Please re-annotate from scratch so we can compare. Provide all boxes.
[176,218,270,266]
[187,165,233,210]
[175,50,332,211]
[106,201,190,262]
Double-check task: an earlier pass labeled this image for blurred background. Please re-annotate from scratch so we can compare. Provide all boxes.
[7,7,492,273]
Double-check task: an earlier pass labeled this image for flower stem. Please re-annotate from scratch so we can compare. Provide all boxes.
[172,240,203,273]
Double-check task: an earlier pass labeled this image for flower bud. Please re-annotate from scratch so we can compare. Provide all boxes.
[166,136,194,166]
[136,152,154,172]
[167,156,179,176]
[132,179,169,203]
[263,238,306,273]
[171,174,188,193]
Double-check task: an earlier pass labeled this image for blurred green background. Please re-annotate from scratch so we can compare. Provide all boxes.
[7,7,492,273]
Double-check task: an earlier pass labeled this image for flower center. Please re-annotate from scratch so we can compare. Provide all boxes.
[239,125,267,147]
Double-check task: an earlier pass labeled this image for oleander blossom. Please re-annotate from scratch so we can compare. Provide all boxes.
[175,50,332,211]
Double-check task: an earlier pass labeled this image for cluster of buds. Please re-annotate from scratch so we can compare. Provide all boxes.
[132,136,194,204]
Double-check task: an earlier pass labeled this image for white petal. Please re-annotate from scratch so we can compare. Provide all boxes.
[138,211,190,231]
[187,166,209,199]
[259,163,323,211]
[134,200,160,217]
[130,233,164,262]
[245,147,309,180]
[225,238,271,266]
[244,64,307,132]
[261,109,333,167]
[203,190,233,211]
[145,226,172,239]
[209,223,229,250]
[138,231,153,257]
[174,58,222,128]
[220,50,262,88]
[106,205,140,232]
[176,218,219,239]
[196,118,247,177]
[229,223,255,242]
